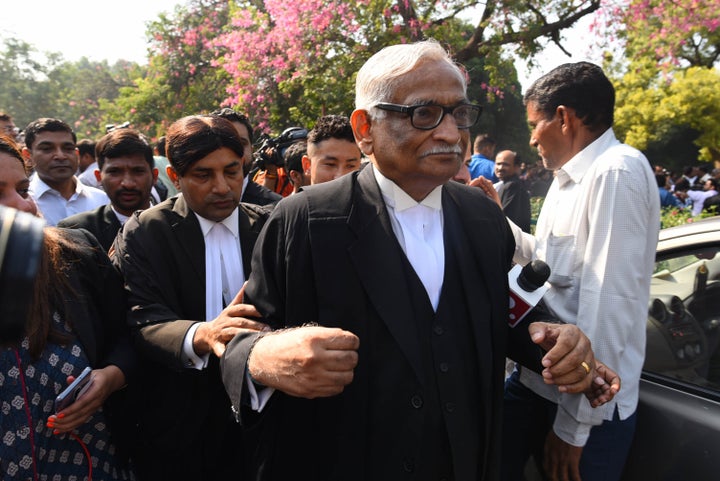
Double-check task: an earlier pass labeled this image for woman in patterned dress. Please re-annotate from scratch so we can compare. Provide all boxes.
[0,135,136,480]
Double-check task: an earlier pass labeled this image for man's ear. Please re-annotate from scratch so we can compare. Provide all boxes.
[288,170,301,187]
[556,105,576,133]
[94,168,102,182]
[350,109,373,156]
[301,155,311,174]
[167,165,181,190]
[152,167,159,184]
[21,147,33,168]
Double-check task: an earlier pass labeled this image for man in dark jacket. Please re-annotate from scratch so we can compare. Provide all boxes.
[221,40,616,481]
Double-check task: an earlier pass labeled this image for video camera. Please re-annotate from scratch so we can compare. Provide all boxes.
[252,127,308,171]
[105,121,131,133]
[0,206,44,344]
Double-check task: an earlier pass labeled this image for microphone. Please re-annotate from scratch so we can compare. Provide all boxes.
[508,260,551,327]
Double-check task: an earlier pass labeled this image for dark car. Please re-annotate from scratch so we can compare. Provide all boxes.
[622,216,720,480]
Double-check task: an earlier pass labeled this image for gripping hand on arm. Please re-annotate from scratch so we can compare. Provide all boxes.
[247,326,359,399]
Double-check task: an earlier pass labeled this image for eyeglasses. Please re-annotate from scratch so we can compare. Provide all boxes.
[374,102,481,130]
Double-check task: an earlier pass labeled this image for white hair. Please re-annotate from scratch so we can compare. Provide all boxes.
[355,39,467,117]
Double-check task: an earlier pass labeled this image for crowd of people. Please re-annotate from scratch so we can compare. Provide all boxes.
[654,165,720,216]
[1,37,706,481]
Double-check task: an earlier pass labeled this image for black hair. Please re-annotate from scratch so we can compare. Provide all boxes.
[166,115,244,176]
[24,118,76,149]
[284,141,307,174]
[96,128,154,170]
[210,108,254,145]
[307,115,354,145]
[524,62,614,133]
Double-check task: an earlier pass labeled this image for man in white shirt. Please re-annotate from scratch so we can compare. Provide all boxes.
[76,138,101,188]
[112,115,271,480]
[683,177,719,216]
[23,118,108,226]
[501,62,660,481]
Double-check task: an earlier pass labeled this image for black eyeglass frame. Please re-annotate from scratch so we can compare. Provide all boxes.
[374,102,482,130]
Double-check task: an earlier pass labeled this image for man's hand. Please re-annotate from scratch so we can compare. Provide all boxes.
[248,326,359,399]
[544,430,583,481]
[469,176,502,208]
[528,322,595,394]
[194,285,269,357]
[585,360,621,407]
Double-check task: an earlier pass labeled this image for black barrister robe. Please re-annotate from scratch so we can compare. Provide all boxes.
[222,164,546,481]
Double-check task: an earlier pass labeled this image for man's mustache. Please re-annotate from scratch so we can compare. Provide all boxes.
[421,145,464,158]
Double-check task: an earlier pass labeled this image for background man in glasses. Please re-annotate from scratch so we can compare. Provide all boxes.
[222,40,617,481]
[0,112,19,143]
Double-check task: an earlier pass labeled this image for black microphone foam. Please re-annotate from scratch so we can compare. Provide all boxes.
[517,260,551,292]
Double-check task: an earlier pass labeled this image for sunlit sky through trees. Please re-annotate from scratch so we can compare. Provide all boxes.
[1,0,601,91]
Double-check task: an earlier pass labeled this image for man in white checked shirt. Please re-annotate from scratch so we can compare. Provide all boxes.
[112,115,272,481]
[499,62,660,481]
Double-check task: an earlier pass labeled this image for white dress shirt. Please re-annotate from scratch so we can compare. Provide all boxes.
[374,167,445,310]
[111,206,130,225]
[687,188,718,216]
[510,128,660,446]
[77,162,101,189]
[182,207,245,369]
[29,175,109,226]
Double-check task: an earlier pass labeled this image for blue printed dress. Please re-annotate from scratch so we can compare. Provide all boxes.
[1,312,135,481]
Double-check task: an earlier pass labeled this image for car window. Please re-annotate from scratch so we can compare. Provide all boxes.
[645,244,720,391]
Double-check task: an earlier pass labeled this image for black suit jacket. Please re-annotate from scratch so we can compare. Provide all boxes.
[242,179,282,206]
[58,204,122,252]
[221,165,545,481]
[498,176,532,233]
[111,195,270,480]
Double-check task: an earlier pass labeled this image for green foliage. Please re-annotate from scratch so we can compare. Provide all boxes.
[530,197,719,234]
[48,58,142,139]
[614,65,720,166]
[0,37,142,139]
[609,0,720,168]
[0,38,58,129]
[530,196,544,235]
[660,205,718,229]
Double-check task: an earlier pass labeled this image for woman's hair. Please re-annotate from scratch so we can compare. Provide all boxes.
[26,228,77,359]
[0,134,81,358]
[0,133,27,173]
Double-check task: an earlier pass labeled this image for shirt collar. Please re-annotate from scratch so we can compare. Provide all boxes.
[30,174,89,198]
[556,127,617,187]
[372,166,443,213]
[195,207,240,239]
[110,205,130,225]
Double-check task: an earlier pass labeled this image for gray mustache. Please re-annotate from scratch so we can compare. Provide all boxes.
[421,145,463,157]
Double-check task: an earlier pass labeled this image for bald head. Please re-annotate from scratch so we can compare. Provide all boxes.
[494,150,520,181]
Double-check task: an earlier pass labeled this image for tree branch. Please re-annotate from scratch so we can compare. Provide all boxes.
[455,0,601,62]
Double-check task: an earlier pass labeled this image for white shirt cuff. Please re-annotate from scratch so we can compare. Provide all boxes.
[181,322,209,370]
[246,373,275,412]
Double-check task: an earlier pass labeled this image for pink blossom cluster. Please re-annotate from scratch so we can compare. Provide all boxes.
[595,0,720,66]
[212,1,360,127]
